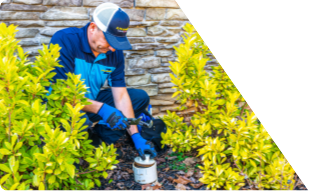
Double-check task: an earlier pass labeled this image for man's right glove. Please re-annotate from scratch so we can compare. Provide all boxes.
[131,133,157,160]
[97,103,130,131]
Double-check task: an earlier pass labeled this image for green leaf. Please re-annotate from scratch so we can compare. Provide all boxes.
[10,183,19,190]
[17,182,26,190]
[57,172,69,180]
[102,171,108,179]
[56,158,63,165]
[94,179,101,187]
[46,169,53,174]
[249,159,257,167]
[0,164,11,173]
[39,182,45,190]
[60,119,71,132]
[0,148,12,155]
[0,174,10,185]
[65,163,75,178]
[8,156,16,172]
[172,91,181,98]
[48,175,56,184]
[214,99,225,105]
[85,158,97,163]
[13,160,19,174]
[24,157,33,165]
[11,135,18,147]
[33,174,39,187]
[54,168,61,175]
[14,142,23,151]
[4,142,12,150]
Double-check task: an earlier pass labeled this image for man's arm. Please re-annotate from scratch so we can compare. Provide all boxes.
[81,88,138,135]
[110,87,157,159]
[111,87,139,135]
[82,99,103,114]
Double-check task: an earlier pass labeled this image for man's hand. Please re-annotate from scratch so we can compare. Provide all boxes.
[97,103,130,130]
[131,133,157,160]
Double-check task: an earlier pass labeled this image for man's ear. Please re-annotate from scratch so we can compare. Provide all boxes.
[89,22,97,33]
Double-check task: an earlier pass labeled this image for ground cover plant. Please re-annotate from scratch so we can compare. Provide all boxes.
[160,23,297,190]
[0,23,118,190]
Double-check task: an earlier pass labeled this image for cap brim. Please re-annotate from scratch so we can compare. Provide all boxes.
[103,31,132,50]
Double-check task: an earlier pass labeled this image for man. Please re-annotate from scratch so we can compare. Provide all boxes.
[49,3,156,160]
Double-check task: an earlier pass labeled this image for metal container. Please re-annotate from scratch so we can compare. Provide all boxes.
[133,154,157,184]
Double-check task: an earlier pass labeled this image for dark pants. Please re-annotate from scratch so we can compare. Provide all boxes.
[83,88,150,145]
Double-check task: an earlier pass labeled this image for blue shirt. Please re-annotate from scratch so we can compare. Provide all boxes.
[50,22,126,100]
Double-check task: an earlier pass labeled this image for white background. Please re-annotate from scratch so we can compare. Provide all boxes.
[176,0,309,187]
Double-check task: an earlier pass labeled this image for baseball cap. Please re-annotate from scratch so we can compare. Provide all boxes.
[93,3,132,50]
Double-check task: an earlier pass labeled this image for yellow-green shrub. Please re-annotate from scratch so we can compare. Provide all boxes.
[161,23,295,190]
[0,23,118,190]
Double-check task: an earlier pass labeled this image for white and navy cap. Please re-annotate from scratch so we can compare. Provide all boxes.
[93,3,132,50]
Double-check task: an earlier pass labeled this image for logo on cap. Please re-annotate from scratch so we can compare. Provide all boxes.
[116,27,128,33]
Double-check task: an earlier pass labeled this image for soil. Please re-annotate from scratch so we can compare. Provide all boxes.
[92,134,307,190]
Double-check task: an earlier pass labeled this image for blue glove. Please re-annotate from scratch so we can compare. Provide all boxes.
[97,103,129,131]
[131,133,157,160]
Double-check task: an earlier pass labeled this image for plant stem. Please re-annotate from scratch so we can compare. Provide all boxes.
[259,162,262,189]
[8,108,11,142]
[234,160,254,189]
[76,170,96,175]
[280,162,286,190]
[75,178,82,185]
[3,155,8,163]
[240,102,247,120]
[44,174,47,190]
[1,185,8,190]
[280,175,283,189]
[293,175,301,190]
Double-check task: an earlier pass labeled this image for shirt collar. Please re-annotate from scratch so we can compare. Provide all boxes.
[81,22,114,56]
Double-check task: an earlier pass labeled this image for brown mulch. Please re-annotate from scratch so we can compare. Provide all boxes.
[92,134,307,190]
[92,134,207,190]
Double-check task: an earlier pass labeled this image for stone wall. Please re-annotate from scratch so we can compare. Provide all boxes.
[0,0,196,117]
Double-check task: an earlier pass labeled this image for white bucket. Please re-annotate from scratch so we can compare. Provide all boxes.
[133,154,157,184]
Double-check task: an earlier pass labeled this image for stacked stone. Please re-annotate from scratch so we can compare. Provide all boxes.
[0,0,216,118]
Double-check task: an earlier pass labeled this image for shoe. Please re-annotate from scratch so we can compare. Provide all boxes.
[88,128,102,148]
[116,148,123,160]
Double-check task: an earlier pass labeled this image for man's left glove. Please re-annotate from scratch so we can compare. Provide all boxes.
[97,103,130,131]
[131,133,157,160]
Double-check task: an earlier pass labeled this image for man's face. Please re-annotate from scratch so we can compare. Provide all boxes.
[88,22,115,54]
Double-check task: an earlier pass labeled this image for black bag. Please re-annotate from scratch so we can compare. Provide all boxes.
[139,110,168,154]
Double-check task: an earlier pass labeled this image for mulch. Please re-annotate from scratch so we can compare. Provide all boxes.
[92,134,307,190]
